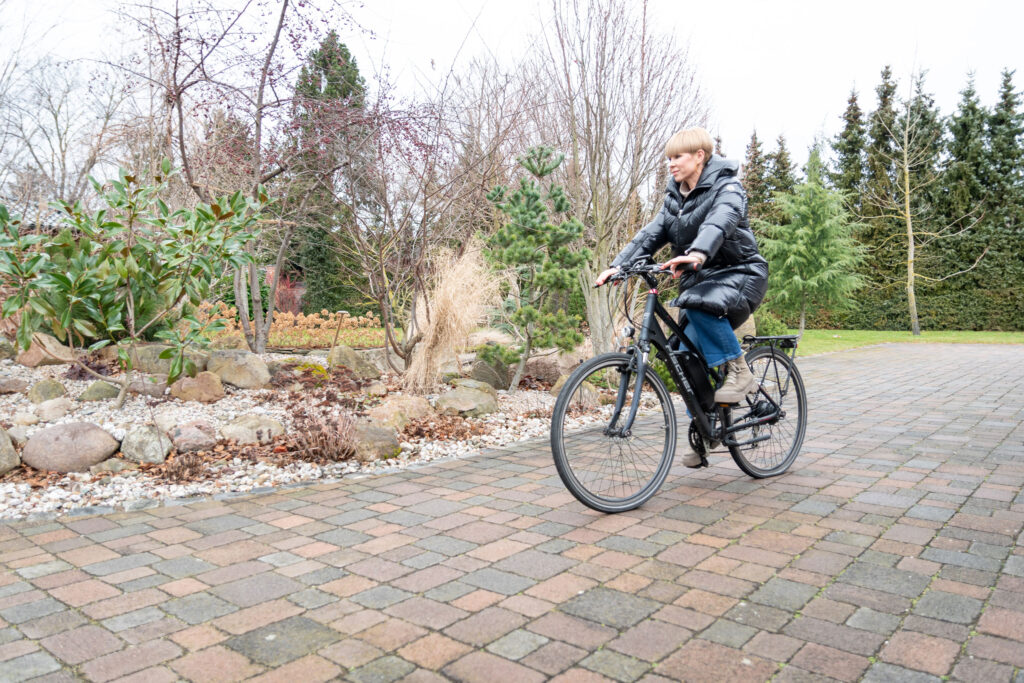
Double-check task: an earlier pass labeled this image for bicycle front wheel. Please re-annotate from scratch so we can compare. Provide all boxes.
[550,352,677,513]
[724,346,807,478]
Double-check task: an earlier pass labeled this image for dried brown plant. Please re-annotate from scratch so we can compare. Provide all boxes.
[289,408,357,464]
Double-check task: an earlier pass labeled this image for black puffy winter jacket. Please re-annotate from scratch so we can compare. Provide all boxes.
[611,155,769,328]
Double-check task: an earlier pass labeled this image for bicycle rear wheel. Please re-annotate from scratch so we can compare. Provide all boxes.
[550,352,677,513]
[724,346,806,478]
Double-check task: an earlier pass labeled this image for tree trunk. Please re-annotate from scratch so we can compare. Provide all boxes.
[903,144,921,336]
[508,335,533,391]
[580,266,616,355]
[799,305,806,337]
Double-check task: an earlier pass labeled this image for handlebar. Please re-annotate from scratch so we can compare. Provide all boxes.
[597,259,700,287]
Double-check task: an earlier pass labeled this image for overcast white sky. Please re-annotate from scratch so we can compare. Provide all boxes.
[6,0,1024,169]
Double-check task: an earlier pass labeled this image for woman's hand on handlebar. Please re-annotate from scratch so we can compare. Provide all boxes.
[661,253,705,278]
[594,267,620,287]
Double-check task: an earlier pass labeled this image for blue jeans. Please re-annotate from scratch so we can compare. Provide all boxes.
[682,309,743,368]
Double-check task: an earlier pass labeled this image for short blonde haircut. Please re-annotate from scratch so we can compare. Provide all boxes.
[665,127,714,160]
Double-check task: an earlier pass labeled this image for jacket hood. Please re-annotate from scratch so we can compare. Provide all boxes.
[667,154,740,197]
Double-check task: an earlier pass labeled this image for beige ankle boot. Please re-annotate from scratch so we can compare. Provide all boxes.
[714,356,758,403]
[681,449,703,468]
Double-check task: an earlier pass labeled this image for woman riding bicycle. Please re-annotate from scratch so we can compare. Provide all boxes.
[595,127,769,467]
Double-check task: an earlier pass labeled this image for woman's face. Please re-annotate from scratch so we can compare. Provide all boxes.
[667,150,705,187]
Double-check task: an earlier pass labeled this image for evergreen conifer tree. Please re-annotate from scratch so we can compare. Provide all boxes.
[290,31,366,314]
[760,146,864,334]
[831,89,866,206]
[764,135,797,224]
[743,130,771,222]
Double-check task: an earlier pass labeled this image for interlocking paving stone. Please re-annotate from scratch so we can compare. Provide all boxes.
[837,562,932,598]
[223,616,339,667]
[748,578,819,612]
[485,629,549,660]
[560,588,660,629]
[0,651,62,682]
[911,590,984,624]
[161,593,237,625]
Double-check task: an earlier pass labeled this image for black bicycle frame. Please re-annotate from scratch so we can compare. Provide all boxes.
[606,272,719,440]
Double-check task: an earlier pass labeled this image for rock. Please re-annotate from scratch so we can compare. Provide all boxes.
[169,420,218,452]
[451,378,499,400]
[367,395,434,432]
[130,344,208,376]
[16,333,76,367]
[466,328,516,348]
[221,415,285,445]
[352,423,401,463]
[363,381,388,398]
[550,375,599,409]
[12,412,38,426]
[6,425,28,447]
[36,397,74,422]
[28,379,67,404]
[129,375,167,398]
[169,372,225,403]
[0,336,15,361]
[470,357,510,390]
[0,378,29,394]
[328,344,381,380]
[358,346,404,375]
[121,425,173,464]
[0,428,18,475]
[21,423,119,473]
[435,386,499,417]
[89,459,140,475]
[207,350,271,389]
[524,345,590,384]
[79,381,121,402]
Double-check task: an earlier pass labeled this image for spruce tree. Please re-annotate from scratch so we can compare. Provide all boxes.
[743,130,771,222]
[983,69,1024,328]
[760,146,864,334]
[831,89,866,207]
[290,31,366,314]
[764,135,797,224]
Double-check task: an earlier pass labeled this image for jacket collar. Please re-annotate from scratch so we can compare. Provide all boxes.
[667,155,740,200]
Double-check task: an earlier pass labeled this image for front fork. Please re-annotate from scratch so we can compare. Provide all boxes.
[604,289,660,437]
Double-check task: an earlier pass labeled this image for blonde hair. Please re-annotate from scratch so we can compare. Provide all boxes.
[665,127,714,160]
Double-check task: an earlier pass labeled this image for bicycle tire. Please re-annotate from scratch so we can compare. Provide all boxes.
[724,346,806,478]
[550,352,677,513]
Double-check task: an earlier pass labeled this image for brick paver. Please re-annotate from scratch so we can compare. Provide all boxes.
[1,344,1023,681]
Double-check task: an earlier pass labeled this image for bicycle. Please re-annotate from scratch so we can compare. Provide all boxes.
[550,256,807,513]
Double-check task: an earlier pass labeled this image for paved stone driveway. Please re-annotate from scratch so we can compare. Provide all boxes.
[1,343,1023,683]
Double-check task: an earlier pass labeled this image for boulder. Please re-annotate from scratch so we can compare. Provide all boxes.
[16,333,76,367]
[0,428,18,476]
[21,422,119,473]
[12,412,38,426]
[152,408,187,435]
[207,350,271,389]
[551,375,599,409]
[435,386,498,417]
[221,415,285,445]
[357,346,404,375]
[36,397,74,422]
[328,344,381,380]
[470,357,510,391]
[90,459,140,475]
[169,420,218,453]
[28,379,67,404]
[130,344,208,376]
[6,425,28,447]
[352,423,401,463]
[121,425,173,464]
[129,375,167,398]
[524,345,591,384]
[0,378,29,394]
[367,395,434,432]
[0,336,15,361]
[465,328,516,348]
[451,378,499,400]
[79,381,120,402]
[170,372,225,403]
[363,381,388,398]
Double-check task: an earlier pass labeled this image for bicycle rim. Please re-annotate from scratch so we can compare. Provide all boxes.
[725,347,806,478]
[550,352,677,513]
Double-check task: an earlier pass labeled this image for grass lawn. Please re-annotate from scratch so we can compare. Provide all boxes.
[793,329,1024,356]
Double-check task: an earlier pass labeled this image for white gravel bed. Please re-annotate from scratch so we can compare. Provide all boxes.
[0,356,570,521]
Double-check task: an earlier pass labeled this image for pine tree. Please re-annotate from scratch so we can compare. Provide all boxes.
[764,135,797,224]
[484,147,591,389]
[760,146,864,334]
[743,130,771,222]
[831,88,866,206]
[290,31,366,315]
